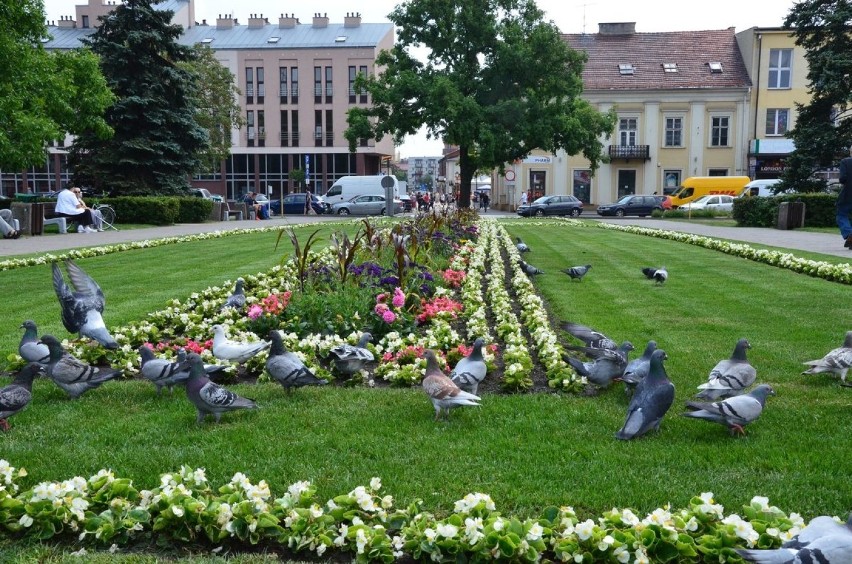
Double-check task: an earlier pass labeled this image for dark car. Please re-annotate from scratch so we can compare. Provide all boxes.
[517,195,584,217]
[274,193,327,215]
[597,195,663,217]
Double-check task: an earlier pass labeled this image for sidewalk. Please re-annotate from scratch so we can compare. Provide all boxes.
[1,212,849,260]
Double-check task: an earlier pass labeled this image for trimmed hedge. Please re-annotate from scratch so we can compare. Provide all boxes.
[733,192,838,227]
[92,196,211,225]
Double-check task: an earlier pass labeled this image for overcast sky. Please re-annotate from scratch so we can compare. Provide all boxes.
[43,0,796,157]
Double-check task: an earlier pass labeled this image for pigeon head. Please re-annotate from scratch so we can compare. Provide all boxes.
[235,278,245,289]
[37,335,65,359]
[642,341,658,356]
[20,320,39,334]
[750,384,775,404]
[13,363,43,387]
[358,332,373,348]
[138,345,156,364]
[732,338,751,360]
[844,331,852,348]
[650,349,668,363]
[620,341,635,353]
[185,353,207,378]
[268,330,285,354]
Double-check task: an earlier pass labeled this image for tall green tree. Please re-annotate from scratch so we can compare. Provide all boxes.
[781,1,852,191]
[345,0,615,207]
[69,0,208,194]
[178,44,244,172]
[0,0,113,172]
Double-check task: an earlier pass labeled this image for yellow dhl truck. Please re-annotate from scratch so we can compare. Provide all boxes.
[669,176,751,208]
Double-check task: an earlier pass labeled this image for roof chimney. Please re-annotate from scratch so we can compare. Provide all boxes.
[216,14,234,30]
[312,12,329,28]
[279,13,298,29]
[344,12,362,28]
[598,22,636,35]
[57,15,77,28]
[248,13,266,28]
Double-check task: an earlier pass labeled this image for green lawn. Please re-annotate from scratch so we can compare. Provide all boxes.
[1,219,850,535]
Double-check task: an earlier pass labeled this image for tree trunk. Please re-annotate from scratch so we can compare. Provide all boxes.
[458,145,475,209]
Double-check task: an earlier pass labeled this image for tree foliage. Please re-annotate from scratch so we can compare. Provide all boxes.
[0,0,113,171]
[69,0,208,195]
[345,0,615,207]
[781,0,852,191]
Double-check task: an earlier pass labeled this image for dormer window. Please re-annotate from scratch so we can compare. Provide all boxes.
[335,35,347,42]
[662,63,678,73]
[267,36,280,43]
[618,63,634,75]
[201,37,214,44]
[708,61,723,73]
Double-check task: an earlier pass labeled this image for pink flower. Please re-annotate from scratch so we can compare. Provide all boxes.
[374,303,389,315]
[392,287,405,308]
[382,310,397,323]
[247,304,263,320]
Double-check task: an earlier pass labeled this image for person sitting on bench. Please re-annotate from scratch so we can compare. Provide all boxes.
[0,209,20,239]
[55,186,97,233]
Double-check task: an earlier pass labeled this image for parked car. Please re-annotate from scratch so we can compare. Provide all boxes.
[331,194,400,216]
[517,195,584,217]
[399,194,414,212]
[679,194,735,213]
[596,195,662,217]
[274,193,327,215]
[190,188,224,202]
[653,195,673,210]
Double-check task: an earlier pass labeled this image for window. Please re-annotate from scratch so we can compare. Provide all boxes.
[768,48,792,89]
[325,66,333,102]
[619,118,638,146]
[664,117,683,147]
[267,37,280,43]
[290,67,299,103]
[618,63,634,75]
[256,67,265,103]
[257,110,265,147]
[359,65,368,103]
[708,168,728,176]
[662,170,681,195]
[82,15,89,28]
[325,109,333,146]
[246,110,255,147]
[710,116,729,147]
[348,66,357,103]
[290,110,299,147]
[765,108,789,136]
[662,63,678,73]
[280,110,288,146]
[314,66,322,101]
[573,169,591,203]
[279,67,287,104]
[314,110,322,147]
[245,68,254,104]
[708,61,723,73]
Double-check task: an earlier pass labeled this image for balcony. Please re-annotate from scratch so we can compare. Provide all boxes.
[608,145,650,161]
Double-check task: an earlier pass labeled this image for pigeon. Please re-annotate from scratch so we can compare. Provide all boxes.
[516,237,531,253]
[560,321,618,351]
[211,324,270,364]
[518,260,543,276]
[40,334,122,399]
[615,349,675,440]
[565,341,634,388]
[642,266,668,285]
[621,340,658,391]
[19,320,50,365]
[737,514,852,563]
[139,345,189,395]
[561,264,591,281]
[51,260,119,349]
[184,352,258,423]
[422,349,481,421]
[801,331,852,386]
[0,363,42,431]
[682,384,775,436]
[328,332,374,376]
[221,278,246,310]
[175,348,229,380]
[695,338,757,400]
[266,330,327,392]
[450,337,488,395]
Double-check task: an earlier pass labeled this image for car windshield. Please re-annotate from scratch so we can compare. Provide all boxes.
[690,196,712,204]
[531,197,549,205]
[616,195,634,204]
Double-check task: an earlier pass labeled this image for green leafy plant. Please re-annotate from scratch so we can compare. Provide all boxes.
[278,228,322,293]
[329,229,364,286]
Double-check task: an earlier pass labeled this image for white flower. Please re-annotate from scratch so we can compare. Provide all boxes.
[493,518,505,532]
[424,528,437,542]
[526,522,544,541]
[751,496,769,510]
[685,516,699,531]
[18,514,34,528]
[621,509,640,526]
[613,545,629,563]
[309,504,323,519]
[597,534,615,551]
[172,505,185,518]
[316,543,327,556]
[355,529,368,554]
[575,519,595,541]
[370,477,382,491]
[288,480,311,498]
[437,523,458,538]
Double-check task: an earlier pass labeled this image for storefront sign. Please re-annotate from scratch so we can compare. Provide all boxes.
[522,156,552,164]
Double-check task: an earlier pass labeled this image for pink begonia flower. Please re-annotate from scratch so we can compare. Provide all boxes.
[382,310,397,323]
[392,287,405,308]
[247,304,263,320]
[374,303,389,314]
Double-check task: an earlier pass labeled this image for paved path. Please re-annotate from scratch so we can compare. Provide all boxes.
[1,212,849,260]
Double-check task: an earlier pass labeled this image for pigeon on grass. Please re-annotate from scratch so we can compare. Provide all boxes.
[221,278,246,311]
[0,363,42,431]
[565,341,634,388]
[184,352,258,423]
[801,331,852,386]
[615,349,675,440]
[211,324,270,364]
[518,260,543,276]
[695,338,757,400]
[19,320,50,365]
[329,332,374,376]
[266,330,327,392]
[641,266,668,285]
[51,260,119,349]
[423,350,480,421]
[139,345,189,395]
[450,338,488,395]
[737,514,852,563]
[515,237,531,253]
[560,321,618,352]
[40,334,122,399]
[683,384,775,436]
[561,264,591,282]
[175,348,228,380]
[621,340,657,393]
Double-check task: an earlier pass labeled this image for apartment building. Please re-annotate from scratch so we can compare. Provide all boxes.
[2,0,395,200]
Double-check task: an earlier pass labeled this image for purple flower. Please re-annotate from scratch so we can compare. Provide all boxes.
[382,310,397,323]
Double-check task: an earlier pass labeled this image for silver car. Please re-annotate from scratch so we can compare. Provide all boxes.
[331,194,398,216]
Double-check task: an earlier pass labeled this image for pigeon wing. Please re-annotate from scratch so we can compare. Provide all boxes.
[0,385,32,419]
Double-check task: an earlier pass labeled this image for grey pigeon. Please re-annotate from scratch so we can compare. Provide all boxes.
[621,340,657,391]
[40,334,121,399]
[801,331,852,386]
[175,348,229,380]
[221,278,246,310]
[560,321,618,351]
[211,324,270,364]
[266,330,327,392]
[695,338,757,400]
[642,266,668,285]
[51,260,118,349]
[423,350,481,421]
[516,237,531,253]
[19,320,50,365]
[683,384,775,436]
[329,332,374,376]
[737,514,852,563]
[561,264,591,281]
[518,260,543,276]
[139,345,189,395]
[615,349,675,440]
[450,337,488,395]
[184,352,258,423]
[0,363,42,431]
[565,341,634,388]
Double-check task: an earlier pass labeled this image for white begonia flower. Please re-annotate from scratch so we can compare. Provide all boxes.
[493,518,505,532]
[437,523,458,538]
[424,528,437,542]
[526,522,544,541]
[309,504,323,519]
[370,477,382,491]
[288,480,311,498]
[621,509,640,526]
[575,519,595,541]
[751,496,769,510]
[172,505,185,518]
[19,514,34,528]
[685,517,699,531]
[634,548,650,564]
[355,529,368,554]
[572,552,584,563]
[381,495,394,509]
[316,544,327,556]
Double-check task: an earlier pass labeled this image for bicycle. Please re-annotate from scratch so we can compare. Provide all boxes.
[93,203,118,231]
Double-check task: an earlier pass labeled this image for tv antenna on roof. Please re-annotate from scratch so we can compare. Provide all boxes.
[577,2,595,34]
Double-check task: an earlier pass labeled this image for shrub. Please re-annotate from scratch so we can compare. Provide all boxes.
[174,197,212,223]
[105,196,181,225]
[734,193,837,227]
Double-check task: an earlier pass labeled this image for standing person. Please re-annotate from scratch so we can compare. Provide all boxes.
[0,209,20,239]
[55,185,96,233]
[304,190,315,215]
[74,188,105,231]
[837,146,852,249]
[519,190,528,209]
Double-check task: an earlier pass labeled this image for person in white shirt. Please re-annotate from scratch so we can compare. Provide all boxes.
[0,209,20,239]
[55,186,96,233]
[74,189,105,231]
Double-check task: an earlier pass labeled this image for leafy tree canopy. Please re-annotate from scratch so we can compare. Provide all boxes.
[345,0,615,207]
[781,0,852,192]
[69,0,208,195]
[0,0,113,172]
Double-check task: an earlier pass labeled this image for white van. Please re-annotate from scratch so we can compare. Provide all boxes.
[741,179,782,198]
[323,175,399,207]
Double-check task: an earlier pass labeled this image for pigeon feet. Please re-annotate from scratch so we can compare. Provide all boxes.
[0,419,9,432]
